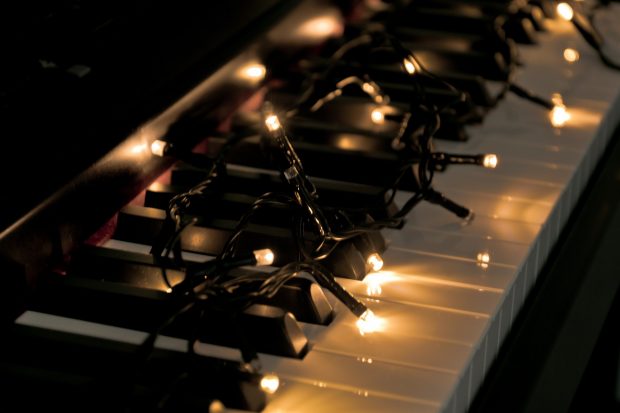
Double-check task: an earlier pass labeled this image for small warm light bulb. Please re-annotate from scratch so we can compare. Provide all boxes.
[551,105,571,127]
[482,154,498,169]
[563,48,580,63]
[366,253,384,272]
[477,252,490,269]
[356,309,383,335]
[208,400,226,413]
[260,374,280,394]
[150,140,168,157]
[264,114,281,132]
[403,55,417,75]
[242,63,266,81]
[557,2,574,21]
[361,82,384,103]
[253,249,275,266]
[370,108,385,125]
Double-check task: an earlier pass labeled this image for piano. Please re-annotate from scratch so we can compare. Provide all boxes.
[2,0,620,411]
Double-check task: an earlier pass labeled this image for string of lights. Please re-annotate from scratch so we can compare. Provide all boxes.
[556,1,620,71]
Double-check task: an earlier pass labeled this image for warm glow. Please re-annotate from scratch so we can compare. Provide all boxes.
[477,252,490,269]
[260,374,280,394]
[362,271,401,297]
[296,15,341,40]
[239,63,267,83]
[563,48,580,63]
[356,309,384,335]
[403,55,417,75]
[253,248,275,266]
[366,282,382,296]
[551,104,571,128]
[208,400,226,413]
[264,114,282,132]
[150,140,168,157]
[483,154,498,169]
[557,2,574,21]
[371,108,385,125]
[362,82,384,103]
[129,143,148,155]
[366,253,384,272]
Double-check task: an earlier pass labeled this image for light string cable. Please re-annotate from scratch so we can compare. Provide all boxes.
[150,130,256,289]
[294,30,485,221]
[557,1,620,70]
[484,12,574,125]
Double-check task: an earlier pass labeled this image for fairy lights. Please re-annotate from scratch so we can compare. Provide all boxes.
[563,48,580,63]
[482,154,499,169]
[476,252,491,269]
[356,309,384,335]
[264,114,282,132]
[253,249,275,266]
[371,108,385,125]
[366,253,384,272]
[150,140,169,157]
[402,55,418,75]
[557,2,574,21]
[550,94,571,128]
[260,373,280,394]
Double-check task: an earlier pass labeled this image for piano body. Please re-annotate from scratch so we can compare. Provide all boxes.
[1,0,620,412]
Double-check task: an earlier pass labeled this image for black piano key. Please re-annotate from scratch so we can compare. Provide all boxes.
[207,135,421,190]
[409,0,540,41]
[3,322,266,412]
[34,272,309,359]
[115,205,372,280]
[171,166,400,220]
[70,246,335,325]
[115,205,301,263]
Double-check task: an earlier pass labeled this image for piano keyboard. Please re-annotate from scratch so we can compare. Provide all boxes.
[6,1,620,412]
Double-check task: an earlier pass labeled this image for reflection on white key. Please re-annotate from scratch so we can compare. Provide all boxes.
[385,228,529,267]
[338,272,501,315]
[405,203,541,244]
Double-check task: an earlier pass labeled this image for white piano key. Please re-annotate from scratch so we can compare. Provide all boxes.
[432,169,561,205]
[301,298,486,372]
[338,273,501,315]
[261,351,456,406]
[381,248,515,290]
[480,157,573,186]
[435,134,584,168]
[405,202,541,244]
[396,189,552,224]
[384,227,529,267]
[260,380,440,413]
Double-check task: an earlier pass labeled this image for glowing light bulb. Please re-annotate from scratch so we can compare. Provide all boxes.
[403,55,417,75]
[477,252,490,269]
[366,253,384,272]
[557,2,574,21]
[150,140,168,157]
[482,154,498,169]
[264,114,281,132]
[208,400,226,413]
[563,48,580,63]
[241,63,266,81]
[260,374,280,394]
[370,108,385,125]
[356,309,383,335]
[253,249,275,266]
[551,105,571,127]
